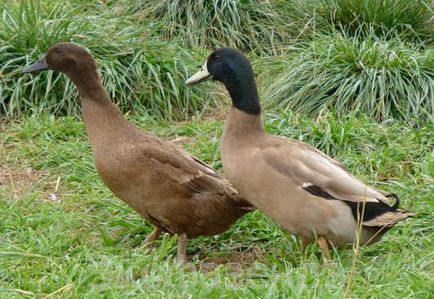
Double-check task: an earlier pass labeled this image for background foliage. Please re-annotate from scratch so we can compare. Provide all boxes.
[0,0,432,121]
[0,1,433,298]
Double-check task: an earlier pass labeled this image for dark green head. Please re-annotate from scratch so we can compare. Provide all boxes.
[186,48,260,115]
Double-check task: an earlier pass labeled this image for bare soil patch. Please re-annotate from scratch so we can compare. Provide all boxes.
[0,164,59,201]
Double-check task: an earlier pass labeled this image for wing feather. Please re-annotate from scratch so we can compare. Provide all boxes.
[137,140,244,200]
[263,138,395,206]
[261,138,412,225]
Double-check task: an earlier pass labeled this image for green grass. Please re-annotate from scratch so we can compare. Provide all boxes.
[1,113,432,298]
[318,0,434,44]
[132,0,290,54]
[1,0,433,122]
[263,33,434,122]
[272,0,434,44]
[0,0,433,296]
[0,0,217,120]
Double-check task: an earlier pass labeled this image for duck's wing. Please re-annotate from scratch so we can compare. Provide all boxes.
[137,141,251,206]
[173,150,240,196]
[262,137,412,225]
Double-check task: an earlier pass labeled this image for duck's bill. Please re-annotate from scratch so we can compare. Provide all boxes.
[23,56,49,73]
[185,62,211,86]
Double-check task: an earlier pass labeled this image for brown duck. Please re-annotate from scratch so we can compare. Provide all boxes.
[186,48,414,259]
[23,43,252,263]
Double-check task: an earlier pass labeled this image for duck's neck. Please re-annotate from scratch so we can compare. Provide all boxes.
[222,72,265,139]
[223,107,264,139]
[223,71,261,116]
[69,69,132,145]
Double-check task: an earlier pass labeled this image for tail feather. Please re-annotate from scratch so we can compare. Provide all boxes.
[362,209,414,227]
[362,192,414,227]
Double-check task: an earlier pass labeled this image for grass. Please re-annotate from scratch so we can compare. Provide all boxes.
[263,33,434,122]
[0,0,433,297]
[318,0,434,44]
[0,113,432,298]
[0,0,217,120]
[1,0,433,121]
[132,0,290,54]
[273,0,434,44]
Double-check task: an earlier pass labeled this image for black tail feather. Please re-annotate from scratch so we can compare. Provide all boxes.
[301,183,402,222]
[345,200,397,222]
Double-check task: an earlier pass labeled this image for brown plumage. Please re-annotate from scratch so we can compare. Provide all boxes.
[186,48,414,258]
[23,43,252,263]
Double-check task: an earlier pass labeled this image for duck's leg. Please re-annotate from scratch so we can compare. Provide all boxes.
[317,236,331,260]
[144,227,161,246]
[176,233,188,264]
[300,236,311,256]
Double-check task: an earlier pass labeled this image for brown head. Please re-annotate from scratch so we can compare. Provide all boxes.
[23,42,98,83]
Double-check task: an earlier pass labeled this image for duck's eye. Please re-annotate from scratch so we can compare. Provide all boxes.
[209,53,219,60]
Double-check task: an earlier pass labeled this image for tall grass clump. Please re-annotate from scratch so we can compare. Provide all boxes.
[133,0,290,54]
[319,0,434,44]
[263,34,434,122]
[0,0,216,120]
